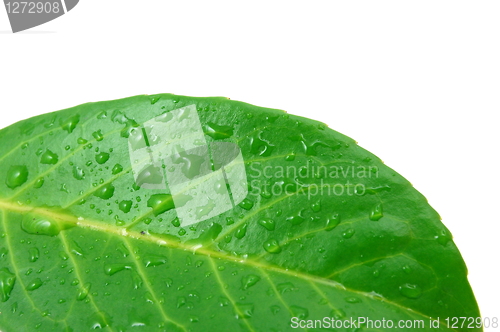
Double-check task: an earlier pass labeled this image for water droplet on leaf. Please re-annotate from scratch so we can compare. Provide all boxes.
[92,130,104,142]
[370,204,383,221]
[326,214,340,231]
[119,200,132,213]
[258,219,275,231]
[234,223,248,239]
[104,264,131,276]
[241,275,261,290]
[235,303,254,319]
[0,268,16,302]
[95,152,110,165]
[73,166,85,180]
[21,214,74,236]
[34,177,44,189]
[399,283,422,299]
[345,297,361,303]
[29,248,40,262]
[144,255,167,268]
[112,164,123,175]
[342,228,355,239]
[5,165,29,189]
[290,305,309,319]
[263,239,282,254]
[147,194,175,216]
[40,150,59,165]
[77,283,91,301]
[94,184,115,200]
[26,278,43,291]
[205,122,234,140]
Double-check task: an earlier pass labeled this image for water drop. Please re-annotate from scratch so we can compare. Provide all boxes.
[171,218,181,227]
[342,228,355,239]
[104,263,131,276]
[286,214,305,225]
[177,296,187,308]
[270,305,281,315]
[290,305,309,319]
[311,200,321,212]
[97,111,107,119]
[290,134,327,156]
[77,137,88,144]
[29,248,40,262]
[399,284,422,299]
[89,311,111,329]
[402,265,412,274]
[218,296,229,307]
[234,223,248,239]
[34,177,44,189]
[5,165,29,189]
[150,96,161,104]
[60,114,80,133]
[263,239,282,254]
[40,150,59,165]
[95,152,110,165]
[21,214,74,236]
[73,166,85,180]
[119,200,132,213]
[241,274,261,290]
[369,204,383,221]
[144,255,167,267]
[195,200,216,219]
[112,164,123,175]
[435,229,452,246]
[325,214,340,231]
[0,268,16,302]
[26,278,43,291]
[204,122,234,140]
[92,130,104,142]
[77,283,91,301]
[250,132,275,156]
[345,297,361,303]
[260,190,272,199]
[0,248,7,258]
[60,183,70,193]
[277,282,296,294]
[235,303,254,319]
[285,153,296,161]
[147,194,174,216]
[94,184,115,200]
[258,219,275,231]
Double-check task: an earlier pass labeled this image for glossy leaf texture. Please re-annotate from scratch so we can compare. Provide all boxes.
[0,94,480,331]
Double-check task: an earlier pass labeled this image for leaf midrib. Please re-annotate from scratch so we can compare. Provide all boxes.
[0,198,457,330]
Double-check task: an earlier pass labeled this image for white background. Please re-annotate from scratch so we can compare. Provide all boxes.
[1,1,499,328]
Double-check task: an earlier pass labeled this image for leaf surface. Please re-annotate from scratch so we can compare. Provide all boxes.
[0,94,480,331]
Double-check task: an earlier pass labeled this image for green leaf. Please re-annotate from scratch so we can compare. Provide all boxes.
[0,94,480,331]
